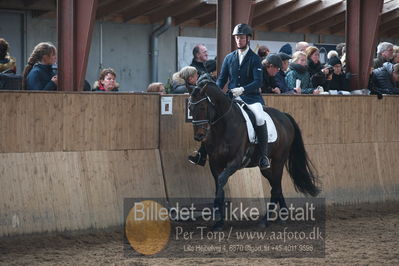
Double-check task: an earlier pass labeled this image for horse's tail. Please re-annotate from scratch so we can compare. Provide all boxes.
[285,113,321,197]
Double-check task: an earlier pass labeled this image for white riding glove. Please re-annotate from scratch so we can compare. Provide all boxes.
[231,87,244,97]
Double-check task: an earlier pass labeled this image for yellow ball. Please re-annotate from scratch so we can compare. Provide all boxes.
[125,200,171,255]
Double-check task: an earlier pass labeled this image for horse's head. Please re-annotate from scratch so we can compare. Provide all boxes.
[188,83,216,142]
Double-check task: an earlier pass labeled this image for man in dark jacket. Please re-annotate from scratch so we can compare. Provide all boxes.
[216,23,270,169]
[372,62,399,94]
[373,42,394,69]
[261,54,281,94]
[325,56,349,91]
[190,44,208,76]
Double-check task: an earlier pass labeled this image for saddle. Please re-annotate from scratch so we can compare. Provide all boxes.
[233,99,278,168]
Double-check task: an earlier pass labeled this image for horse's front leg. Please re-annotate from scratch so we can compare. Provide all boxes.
[212,161,240,231]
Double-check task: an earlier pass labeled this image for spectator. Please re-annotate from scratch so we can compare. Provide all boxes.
[393,45,399,64]
[261,54,281,94]
[325,56,349,92]
[275,52,295,94]
[336,42,346,58]
[279,43,292,56]
[0,38,16,73]
[373,42,394,69]
[371,62,399,94]
[286,51,319,94]
[305,46,329,88]
[295,41,309,52]
[190,44,208,76]
[204,59,217,80]
[257,45,270,61]
[327,50,339,59]
[22,42,57,90]
[171,66,198,94]
[147,82,166,94]
[170,71,186,94]
[197,59,218,88]
[83,80,91,91]
[92,68,119,91]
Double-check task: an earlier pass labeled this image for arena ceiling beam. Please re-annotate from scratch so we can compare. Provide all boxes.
[147,0,202,24]
[346,0,383,91]
[309,12,345,34]
[122,0,176,23]
[253,0,294,19]
[57,0,98,91]
[0,0,55,10]
[96,0,138,20]
[288,2,346,32]
[266,0,343,32]
[329,21,345,35]
[252,0,320,27]
[198,10,217,26]
[382,0,399,15]
[379,16,399,35]
[381,9,399,24]
[174,3,214,25]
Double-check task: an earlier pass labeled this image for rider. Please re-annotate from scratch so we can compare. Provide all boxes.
[189,23,270,169]
[216,23,270,170]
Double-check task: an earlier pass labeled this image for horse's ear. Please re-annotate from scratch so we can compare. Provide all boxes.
[190,86,200,97]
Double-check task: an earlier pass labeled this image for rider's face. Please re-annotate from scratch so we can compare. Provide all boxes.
[235,35,248,49]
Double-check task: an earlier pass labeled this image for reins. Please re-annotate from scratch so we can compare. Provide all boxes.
[189,91,234,127]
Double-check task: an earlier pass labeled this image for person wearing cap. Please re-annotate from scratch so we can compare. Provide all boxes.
[325,56,348,91]
[279,43,292,56]
[261,54,282,94]
[216,23,270,170]
[275,52,295,94]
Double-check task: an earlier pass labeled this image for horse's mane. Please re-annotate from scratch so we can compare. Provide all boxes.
[203,82,231,105]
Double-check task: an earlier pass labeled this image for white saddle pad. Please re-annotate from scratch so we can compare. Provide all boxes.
[237,103,277,144]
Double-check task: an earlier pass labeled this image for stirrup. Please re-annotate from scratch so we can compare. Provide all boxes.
[188,151,206,166]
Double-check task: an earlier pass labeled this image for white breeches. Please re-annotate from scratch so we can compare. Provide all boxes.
[246,102,267,126]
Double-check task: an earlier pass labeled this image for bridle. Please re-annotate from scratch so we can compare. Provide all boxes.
[188,91,233,132]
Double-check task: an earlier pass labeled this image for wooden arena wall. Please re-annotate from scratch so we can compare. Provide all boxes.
[0,92,398,236]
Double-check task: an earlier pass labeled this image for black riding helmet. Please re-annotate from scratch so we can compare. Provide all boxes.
[232,23,253,36]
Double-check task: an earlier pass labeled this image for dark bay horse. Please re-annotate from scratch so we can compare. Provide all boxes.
[188,82,320,230]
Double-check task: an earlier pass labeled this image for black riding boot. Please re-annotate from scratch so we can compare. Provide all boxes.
[256,123,270,170]
[188,143,207,166]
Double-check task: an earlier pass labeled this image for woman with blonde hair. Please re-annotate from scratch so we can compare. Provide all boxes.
[22,42,57,90]
[171,66,198,94]
[147,82,165,94]
[285,51,319,94]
